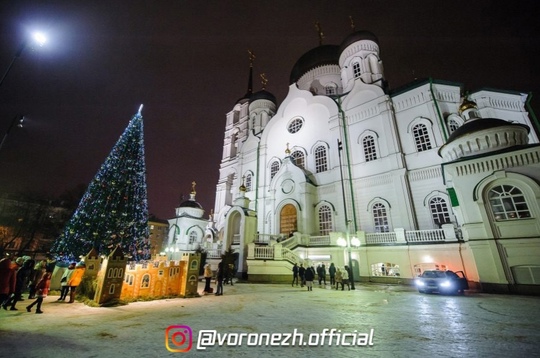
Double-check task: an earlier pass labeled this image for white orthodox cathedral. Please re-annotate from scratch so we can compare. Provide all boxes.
[167,27,540,294]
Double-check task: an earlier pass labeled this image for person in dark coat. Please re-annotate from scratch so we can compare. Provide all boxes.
[215,261,224,296]
[328,263,336,286]
[304,266,315,291]
[298,264,306,287]
[291,263,299,286]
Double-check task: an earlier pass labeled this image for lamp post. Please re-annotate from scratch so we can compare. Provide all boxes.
[0,31,47,89]
[337,220,360,290]
[0,114,24,151]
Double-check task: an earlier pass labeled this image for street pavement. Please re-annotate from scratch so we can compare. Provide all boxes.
[1,281,539,357]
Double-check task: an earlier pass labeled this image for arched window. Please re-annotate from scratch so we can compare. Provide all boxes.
[318,205,332,235]
[448,118,460,133]
[270,161,280,180]
[141,274,150,288]
[412,123,432,152]
[353,62,361,78]
[429,197,451,227]
[189,230,198,244]
[314,146,328,173]
[362,135,377,162]
[291,150,305,169]
[372,202,389,232]
[488,185,531,221]
[245,173,252,192]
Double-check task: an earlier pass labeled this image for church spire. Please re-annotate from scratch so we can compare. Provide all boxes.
[245,50,255,97]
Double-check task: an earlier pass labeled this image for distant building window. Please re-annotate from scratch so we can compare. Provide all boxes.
[318,205,332,235]
[412,123,432,152]
[245,173,252,192]
[372,202,389,233]
[314,146,328,173]
[291,151,305,169]
[270,161,280,180]
[288,118,304,134]
[448,118,460,133]
[362,135,377,162]
[353,62,361,78]
[429,197,451,227]
[489,185,531,221]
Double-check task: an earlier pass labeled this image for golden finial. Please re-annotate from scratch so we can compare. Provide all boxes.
[349,16,355,31]
[191,181,197,194]
[315,22,324,46]
[285,143,291,155]
[248,49,256,68]
[260,73,268,90]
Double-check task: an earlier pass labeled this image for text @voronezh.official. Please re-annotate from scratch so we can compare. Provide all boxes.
[166,326,375,352]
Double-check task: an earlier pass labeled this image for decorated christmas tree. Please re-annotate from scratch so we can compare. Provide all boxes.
[52,106,150,261]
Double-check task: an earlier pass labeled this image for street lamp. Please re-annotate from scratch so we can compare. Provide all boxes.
[337,220,360,290]
[0,31,47,89]
[0,115,24,151]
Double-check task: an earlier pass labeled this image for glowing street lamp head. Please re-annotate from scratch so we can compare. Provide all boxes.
[32,32,47,47]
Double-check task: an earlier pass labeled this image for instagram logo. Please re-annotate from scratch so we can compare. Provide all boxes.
[165,325,193,352]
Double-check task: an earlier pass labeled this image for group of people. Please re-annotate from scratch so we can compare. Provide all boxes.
[203,260,235,296]
[0,255,85,314]
[292,262,353,291]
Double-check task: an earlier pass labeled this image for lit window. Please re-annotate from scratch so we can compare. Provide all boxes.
[353,62,361,78]
[362,135,377,161]
[489,185,531,221]
[429,197,451,227]
[315,146,328,173]
[372,202,389,232]
[270,161,280,180]
[412,123,432,152]
[318,205,332,235]
[288,118,304,134]
[291,151,305,169]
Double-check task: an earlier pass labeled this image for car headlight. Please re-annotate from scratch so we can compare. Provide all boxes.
[440,280,452,287]
[416,280,425,286]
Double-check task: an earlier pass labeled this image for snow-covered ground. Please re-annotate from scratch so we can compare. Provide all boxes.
[1,281,539,357]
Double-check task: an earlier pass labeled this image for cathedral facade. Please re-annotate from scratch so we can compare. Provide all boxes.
[212,28,540,293]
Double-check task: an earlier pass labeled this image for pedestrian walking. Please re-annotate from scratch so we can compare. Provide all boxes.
[215,261,224,296]
[328,263,336,286]
[67,262,86,303]
[26,272,51,314]
[291,263,299,286]
[304,266,315,291]
[203,264,213,294]
[335,267,343,290]
[58,263,75,301]
[341,267,350,290]
[2,257,27,311]
[0,257,15,305]
[298,263,306,287]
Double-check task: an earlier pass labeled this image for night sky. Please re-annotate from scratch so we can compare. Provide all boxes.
[0,1,538,220]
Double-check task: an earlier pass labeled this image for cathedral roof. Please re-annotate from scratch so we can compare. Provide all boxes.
[178,199,203,209]
[339,30,379,53]
[439,117,530,162]
[289,45,340,84]
[250,89,277,104]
